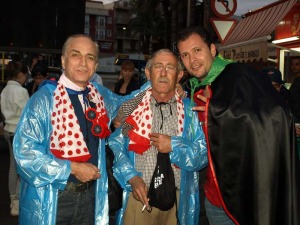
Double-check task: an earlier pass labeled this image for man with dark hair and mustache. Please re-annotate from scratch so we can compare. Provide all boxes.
[108,49,207,225]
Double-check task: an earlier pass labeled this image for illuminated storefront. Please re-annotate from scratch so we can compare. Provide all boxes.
[217,0,299,83]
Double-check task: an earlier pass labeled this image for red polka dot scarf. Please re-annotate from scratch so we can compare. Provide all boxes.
[125,89,184,154]
[50,81,109,162]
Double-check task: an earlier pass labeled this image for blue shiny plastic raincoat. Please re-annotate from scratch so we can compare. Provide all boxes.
[13,80,149,225]
[108,97,207,225]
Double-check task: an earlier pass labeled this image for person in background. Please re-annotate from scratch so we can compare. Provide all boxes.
[25,60,48,96]
[262,67,291,103]
[13,34,149,225]
[0,61,29,216]
[29,54,45,72]
[176,26,300,225]
[291,56,300,79]
[289,56,300,148]
[114,60,140,96]
[108,49,207,225]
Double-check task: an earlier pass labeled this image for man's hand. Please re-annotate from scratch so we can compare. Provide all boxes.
[128,176,149,208]
[70,162,100,183]
[150,133,172,153]
[192,85,210,112]
[112,115,122,129]
[176,83,187,98]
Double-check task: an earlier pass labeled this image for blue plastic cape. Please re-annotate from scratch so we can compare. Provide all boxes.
[13,80,150,225]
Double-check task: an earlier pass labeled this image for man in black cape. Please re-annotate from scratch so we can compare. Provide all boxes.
[176,26,300,225]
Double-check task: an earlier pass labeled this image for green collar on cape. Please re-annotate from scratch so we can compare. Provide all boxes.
[190,54,234,101]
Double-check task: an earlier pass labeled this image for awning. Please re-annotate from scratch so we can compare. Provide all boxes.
[222,0,298,47]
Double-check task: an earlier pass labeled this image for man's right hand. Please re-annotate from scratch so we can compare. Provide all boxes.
[128,176,150,209]
[112,115,122,129]
[70,162,100,183]
[192,85,210,112]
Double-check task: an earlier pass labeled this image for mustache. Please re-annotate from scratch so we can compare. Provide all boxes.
[157,77,169,83]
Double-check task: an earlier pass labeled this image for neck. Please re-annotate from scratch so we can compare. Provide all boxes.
[123,79,130,84]
[151,91,175,103]
[78,83,88,89]
[12,79,22,85]
[59,73,87,91]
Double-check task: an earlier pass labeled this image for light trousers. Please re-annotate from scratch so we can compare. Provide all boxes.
[4,130,19,201]
[123,192,178,225]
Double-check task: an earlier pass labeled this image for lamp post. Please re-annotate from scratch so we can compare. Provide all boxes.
[123,27,126,53]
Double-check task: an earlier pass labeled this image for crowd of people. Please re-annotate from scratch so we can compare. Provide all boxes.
[0,26,299,225]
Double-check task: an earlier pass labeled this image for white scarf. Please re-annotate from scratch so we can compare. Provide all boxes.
[50,74,109,162]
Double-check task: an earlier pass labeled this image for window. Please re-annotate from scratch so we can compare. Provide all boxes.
[107,17,112,24]
[96,29,105,40]
[107,30,112,37]
[96,16,105,27]
[84,15,90,35]
[85,15,90,27]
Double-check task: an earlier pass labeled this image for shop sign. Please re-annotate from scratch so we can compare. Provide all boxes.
[221,42,268,62]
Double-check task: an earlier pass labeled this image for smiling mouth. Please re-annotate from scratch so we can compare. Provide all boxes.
[192,64,202,70]
[76,69,88,74]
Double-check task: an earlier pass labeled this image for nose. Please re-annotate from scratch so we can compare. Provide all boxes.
[189,53,197,64]
[80,55,87,66]
[160,67,167,76]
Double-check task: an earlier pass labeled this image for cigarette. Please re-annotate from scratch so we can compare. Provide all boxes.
[142,204,147,212]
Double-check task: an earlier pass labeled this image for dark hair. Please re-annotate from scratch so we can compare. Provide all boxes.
[175,26,219,57]
[31,61,48,77]
[176,26,213,51]
[5,61,28,79]
[121,60,135,70]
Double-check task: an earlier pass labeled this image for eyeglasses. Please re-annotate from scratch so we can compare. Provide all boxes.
[152,63,177,74]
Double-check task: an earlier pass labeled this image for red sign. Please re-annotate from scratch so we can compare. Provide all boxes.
[211,0,237,19]
[275,3,300,39]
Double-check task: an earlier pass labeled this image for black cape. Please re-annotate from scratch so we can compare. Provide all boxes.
[204,63,300,225]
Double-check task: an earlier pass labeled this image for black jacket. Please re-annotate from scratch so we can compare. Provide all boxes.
[195,63,300,225]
